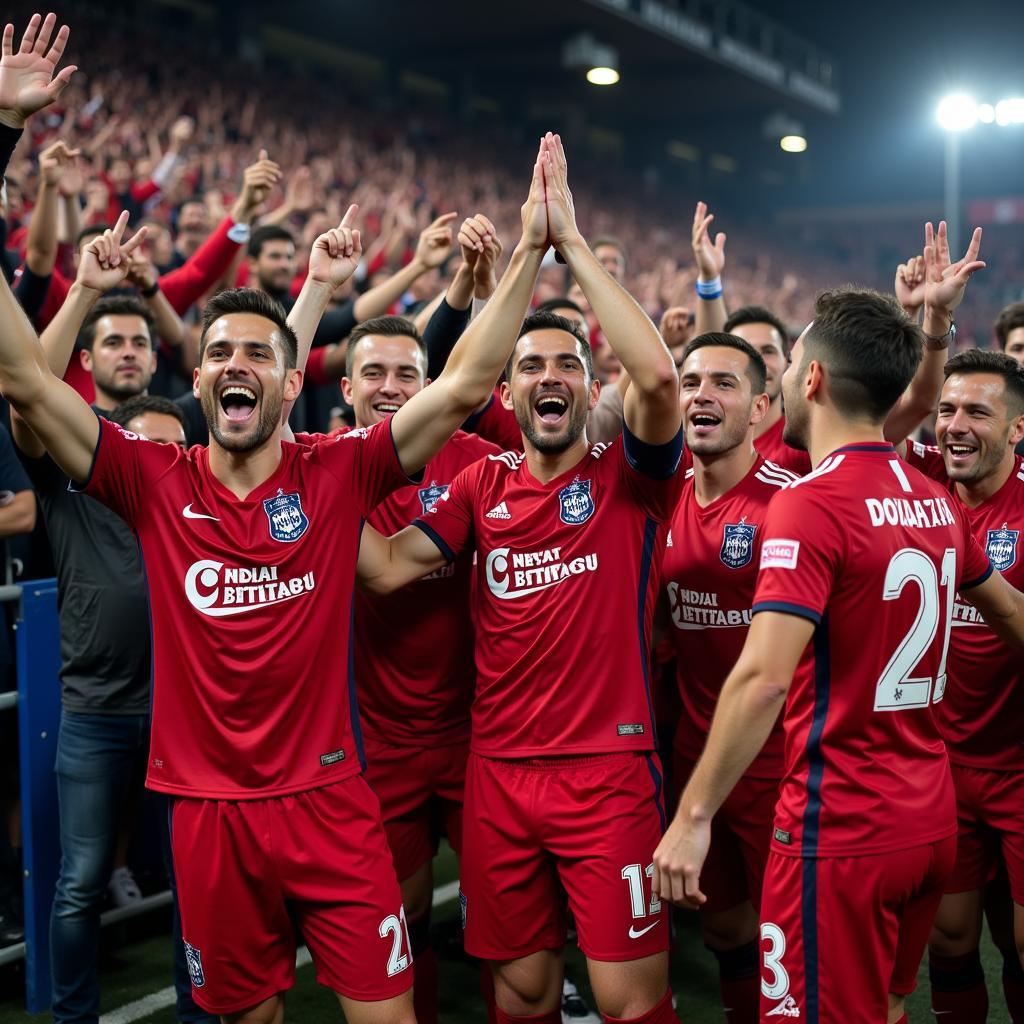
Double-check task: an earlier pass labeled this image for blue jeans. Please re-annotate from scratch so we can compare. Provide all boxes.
[50,710,215,1023]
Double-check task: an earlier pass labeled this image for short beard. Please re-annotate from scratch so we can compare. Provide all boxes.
[514,398,588,455]
[202,390,282,453]
[93,371,147,404]
[942,429,1009,484]
[686,417,750,457]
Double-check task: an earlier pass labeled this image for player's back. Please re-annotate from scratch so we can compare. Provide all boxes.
[753,443,992,858]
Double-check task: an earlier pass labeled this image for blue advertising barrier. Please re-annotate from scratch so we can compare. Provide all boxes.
[16,578,61,1013]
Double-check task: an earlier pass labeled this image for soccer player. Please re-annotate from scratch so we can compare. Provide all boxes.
[0,25,554,1016]
[358,135,683,1024]
[663,331,797,1022]
[898,351,1024,1022]
[298,314,499,1024]
[652,283,1024,1024]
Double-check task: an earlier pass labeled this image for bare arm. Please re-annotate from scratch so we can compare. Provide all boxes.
[0,489,34,535]
[963,570,1024,650]
[652,610,811,907]
[356,522,449,595]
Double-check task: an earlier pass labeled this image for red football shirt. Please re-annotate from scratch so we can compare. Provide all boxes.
[467,391,522,452]
[904,442,1024,770]
[80,416,415,799]
[752,443,991,857]
[415,435,684,757]
[663,456,798,777]
[753,416,813,476]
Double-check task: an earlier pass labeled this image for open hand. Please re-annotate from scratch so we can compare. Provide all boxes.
[923,220,985,317]
[0,14,77,128]
[692,201,726,282]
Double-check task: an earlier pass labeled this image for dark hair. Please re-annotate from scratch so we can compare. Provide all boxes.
[591,237,627,266]
[199,288,299,368]
[76,223,111,248]
[506,311,594,382]
[944,348,1024,416]
[535,297,587,320]
[109,394,186,430]
[723,305,790,354]
[680,332,767,394]
[802,287,923,424]
[344,316,426,378]
[247,224,295,260]
[994,301,1024,350]
[79,296,155,351]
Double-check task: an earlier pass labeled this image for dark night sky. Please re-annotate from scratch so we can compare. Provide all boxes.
[748,0,1024,205]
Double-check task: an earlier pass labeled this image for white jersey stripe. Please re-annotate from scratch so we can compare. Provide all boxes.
[888,458,914,493]
[788,453,845,488]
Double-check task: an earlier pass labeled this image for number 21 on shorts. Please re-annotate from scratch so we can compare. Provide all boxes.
[379,905,413,977]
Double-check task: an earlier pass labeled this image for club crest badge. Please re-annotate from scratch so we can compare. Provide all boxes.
[559,478,595,525]
[263,489,309,543]
[986,525,1019,572]
[183,941,205,988]
[418,483,449,515]
[720,520,757,569]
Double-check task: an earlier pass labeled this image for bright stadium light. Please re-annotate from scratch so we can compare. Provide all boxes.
[978,103,996,123]
[779,135,808,153]
[995,97,1024,126]
[936,93,979,132]
[586,66,620,86]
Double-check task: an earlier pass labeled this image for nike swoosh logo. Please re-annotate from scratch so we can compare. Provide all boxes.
[628,922,659,939]
[182,504,219,521]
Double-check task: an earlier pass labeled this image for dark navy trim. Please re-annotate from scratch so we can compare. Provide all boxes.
[461,392,494,434]
[961,561,994,591]
[411,519,456,564]
[622,423,684,480]
[831,443,894,455]
[68,409,105,493]
[801,857,820,1023]
[752,600,822,626]
[348,523,367,772]
[644,754,667,833]
[385,415,424,485]
[801,615,831,858]
[636,517,659,734]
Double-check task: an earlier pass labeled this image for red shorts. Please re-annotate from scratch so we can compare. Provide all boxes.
[674,753,779,916]
[758,837,955,1022]
[461,752,670,962]
[362,731,468,881]
[946,762,1024,904]
[169,775,413,1015]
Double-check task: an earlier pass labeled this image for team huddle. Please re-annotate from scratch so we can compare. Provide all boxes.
[3,13,1024,1024]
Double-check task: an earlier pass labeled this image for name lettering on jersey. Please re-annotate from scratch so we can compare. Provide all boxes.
[952,598,986,627]
[184,560,316,617]
[720,520,757,569]
[418,482,449,516]
[263,490,309,543]
[667,582,753,630]
[559,478,595,525]
[986,524,1019,572]
[484,545,599,599]
[864,496,955,530]
[760,539,800,570]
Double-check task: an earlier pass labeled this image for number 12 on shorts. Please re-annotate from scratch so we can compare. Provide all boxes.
[621,863,662,921]
[379,905,413,977]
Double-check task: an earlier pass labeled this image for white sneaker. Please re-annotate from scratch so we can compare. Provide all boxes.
[561,976,601,1024]
[108,866,142,907]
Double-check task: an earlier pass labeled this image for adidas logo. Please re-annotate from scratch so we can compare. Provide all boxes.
[766,995,800,1017]
[485,501,512,520]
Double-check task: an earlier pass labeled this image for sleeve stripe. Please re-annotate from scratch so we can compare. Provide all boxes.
[621,423,683,480]
[961,561,994,591]
[752,600,822,625]
[411,519,456,564]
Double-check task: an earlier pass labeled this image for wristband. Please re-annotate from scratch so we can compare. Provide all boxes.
[695,276,723,300]
[140,281,160,298]
[227,221,251,244]
[923,319,956,350]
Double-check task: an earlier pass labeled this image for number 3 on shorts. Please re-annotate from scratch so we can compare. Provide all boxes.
[379,906,413,977]
[760,921,790,1001]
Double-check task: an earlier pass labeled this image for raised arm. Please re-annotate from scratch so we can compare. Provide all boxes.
[691,201,727,337]
[356,522,449,595]
[548,135,680,444]
[387,138,551,474]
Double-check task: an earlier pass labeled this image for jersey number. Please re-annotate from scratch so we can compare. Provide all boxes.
[760,922,790,1000]
[621,863,662,919]
[874,547,956,711]
[379,906,412,977]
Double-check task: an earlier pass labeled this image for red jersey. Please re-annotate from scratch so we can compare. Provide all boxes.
[752,443,991,858]
[753,416,812,476]
[904,441,1024,771]
[467,391,522,451]
[663,456,798,777]
[80,416,415,799]
[416,432,684,757]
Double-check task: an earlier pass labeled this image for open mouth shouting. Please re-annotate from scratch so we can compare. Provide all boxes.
[688,410,722,438]
[219,383,259,424]
[533,390,569,429]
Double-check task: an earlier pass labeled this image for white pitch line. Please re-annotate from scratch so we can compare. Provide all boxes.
[99,883,459,1023]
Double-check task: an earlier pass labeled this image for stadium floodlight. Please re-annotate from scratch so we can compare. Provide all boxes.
[995,97,1024,126]
[978,103,996,123]
[936,93,979,132]
[586,66,620,86]
[779,135,807,153]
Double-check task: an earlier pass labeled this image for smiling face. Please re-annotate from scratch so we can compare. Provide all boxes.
[195,313,300,453]
[680,345,766,456]
[936,372,1023,484]
[729,321,787,403]
[341,334,427,429]
[81,314,156,406]
[502,328,597,454]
